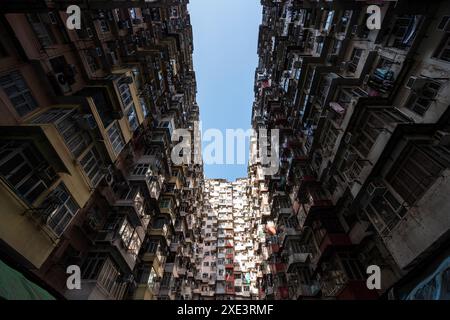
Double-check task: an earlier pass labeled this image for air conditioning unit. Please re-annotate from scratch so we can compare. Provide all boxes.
[48,12,58,24]
[367,181,386,197]
[405,76,428,90]
[433,130,450,146]
[343,149,357,163]
[363,74,370,86]
[101,165,114,185]
[86,27,94,38]
[55,72,71,93]
[343,132,353,144]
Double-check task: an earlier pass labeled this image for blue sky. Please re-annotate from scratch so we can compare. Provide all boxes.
[188,0,262,181]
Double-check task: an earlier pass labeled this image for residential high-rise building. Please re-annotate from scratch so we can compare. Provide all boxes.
[0,0,204,300]
[252,0,450,300]
[0,0,449,301]
[193,179,261,300]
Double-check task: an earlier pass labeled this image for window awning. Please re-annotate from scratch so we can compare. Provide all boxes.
[0,259,55,300]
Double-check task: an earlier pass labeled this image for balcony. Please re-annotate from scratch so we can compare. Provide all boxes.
[336,280,379,300]
[170,242,181,253]
[177,266,187,276]
[95,216,143,270]
[286,252,310,272]
[114,186,150,229]
[225,287,235,295]
[298,187,334,227]
[148,223,169,238]
[216,285,226,295]
[66,257,127,300]
[142,249,164,271]
[278,227,302,246]
[275,286,289,300]
[269,263,286,274]
[289,282,320,300]
[133,281,160,300]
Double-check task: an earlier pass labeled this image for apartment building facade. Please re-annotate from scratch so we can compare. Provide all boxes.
[1,0,449,301]
[193,179,261,300]
[0,0,204,300]
[252,0,450,300]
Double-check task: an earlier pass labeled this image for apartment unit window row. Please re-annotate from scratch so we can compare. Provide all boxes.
[43,183,80,236]
[365,185,407,237]
[0,140,57,204]
[81,253,126,298]
[354,111,388,157]
[434,15,450,62]
[0,70,38,117]
[32,108,93,159]
[388,144,445,205]
[405,80,441,116]
[107,121,126,155]
[79,147,104,187]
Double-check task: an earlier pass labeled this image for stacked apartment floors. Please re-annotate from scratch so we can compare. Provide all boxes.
[0,0,204,300]
[251,0,450,300]
[193,179,261,300]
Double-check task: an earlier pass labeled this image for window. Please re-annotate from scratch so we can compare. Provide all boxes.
[348,48,363,73]
[140,97,149,118]
[159,198,171,209]
[160,272,171,287]
[133,163,150,176]
[387,15,422,49]
[86,52,99,73]
[107,122,125,155]
[147,268,157,288]
[99,20,109,32]
[117,218,142,258]
[145,240,159,254]
[0,140,57,204]
[388,145,444,205]
[119,82,133,107]
[82,252,108,280]
[80,147,103,187]
[338,253,365,280]
[406,81,441,116]
[437,16,450,32]
[44,183,80,236]
[0,71,37,117]
[365,187,406,236]
[27,13,54,47]
[354,113,385,157]
[32,108,92,158]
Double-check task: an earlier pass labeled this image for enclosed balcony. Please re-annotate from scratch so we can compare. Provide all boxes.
[318,252,378,299]
[133,264,160,300]
[298,184,333,227]
[158,197,176,223]
[301,212,352,269]
[269,262,286,274]
[287,271,320,300]
[114,185,151,229]
[148,217,170,239]
[66,253,128,300]
[128,161,165,201]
